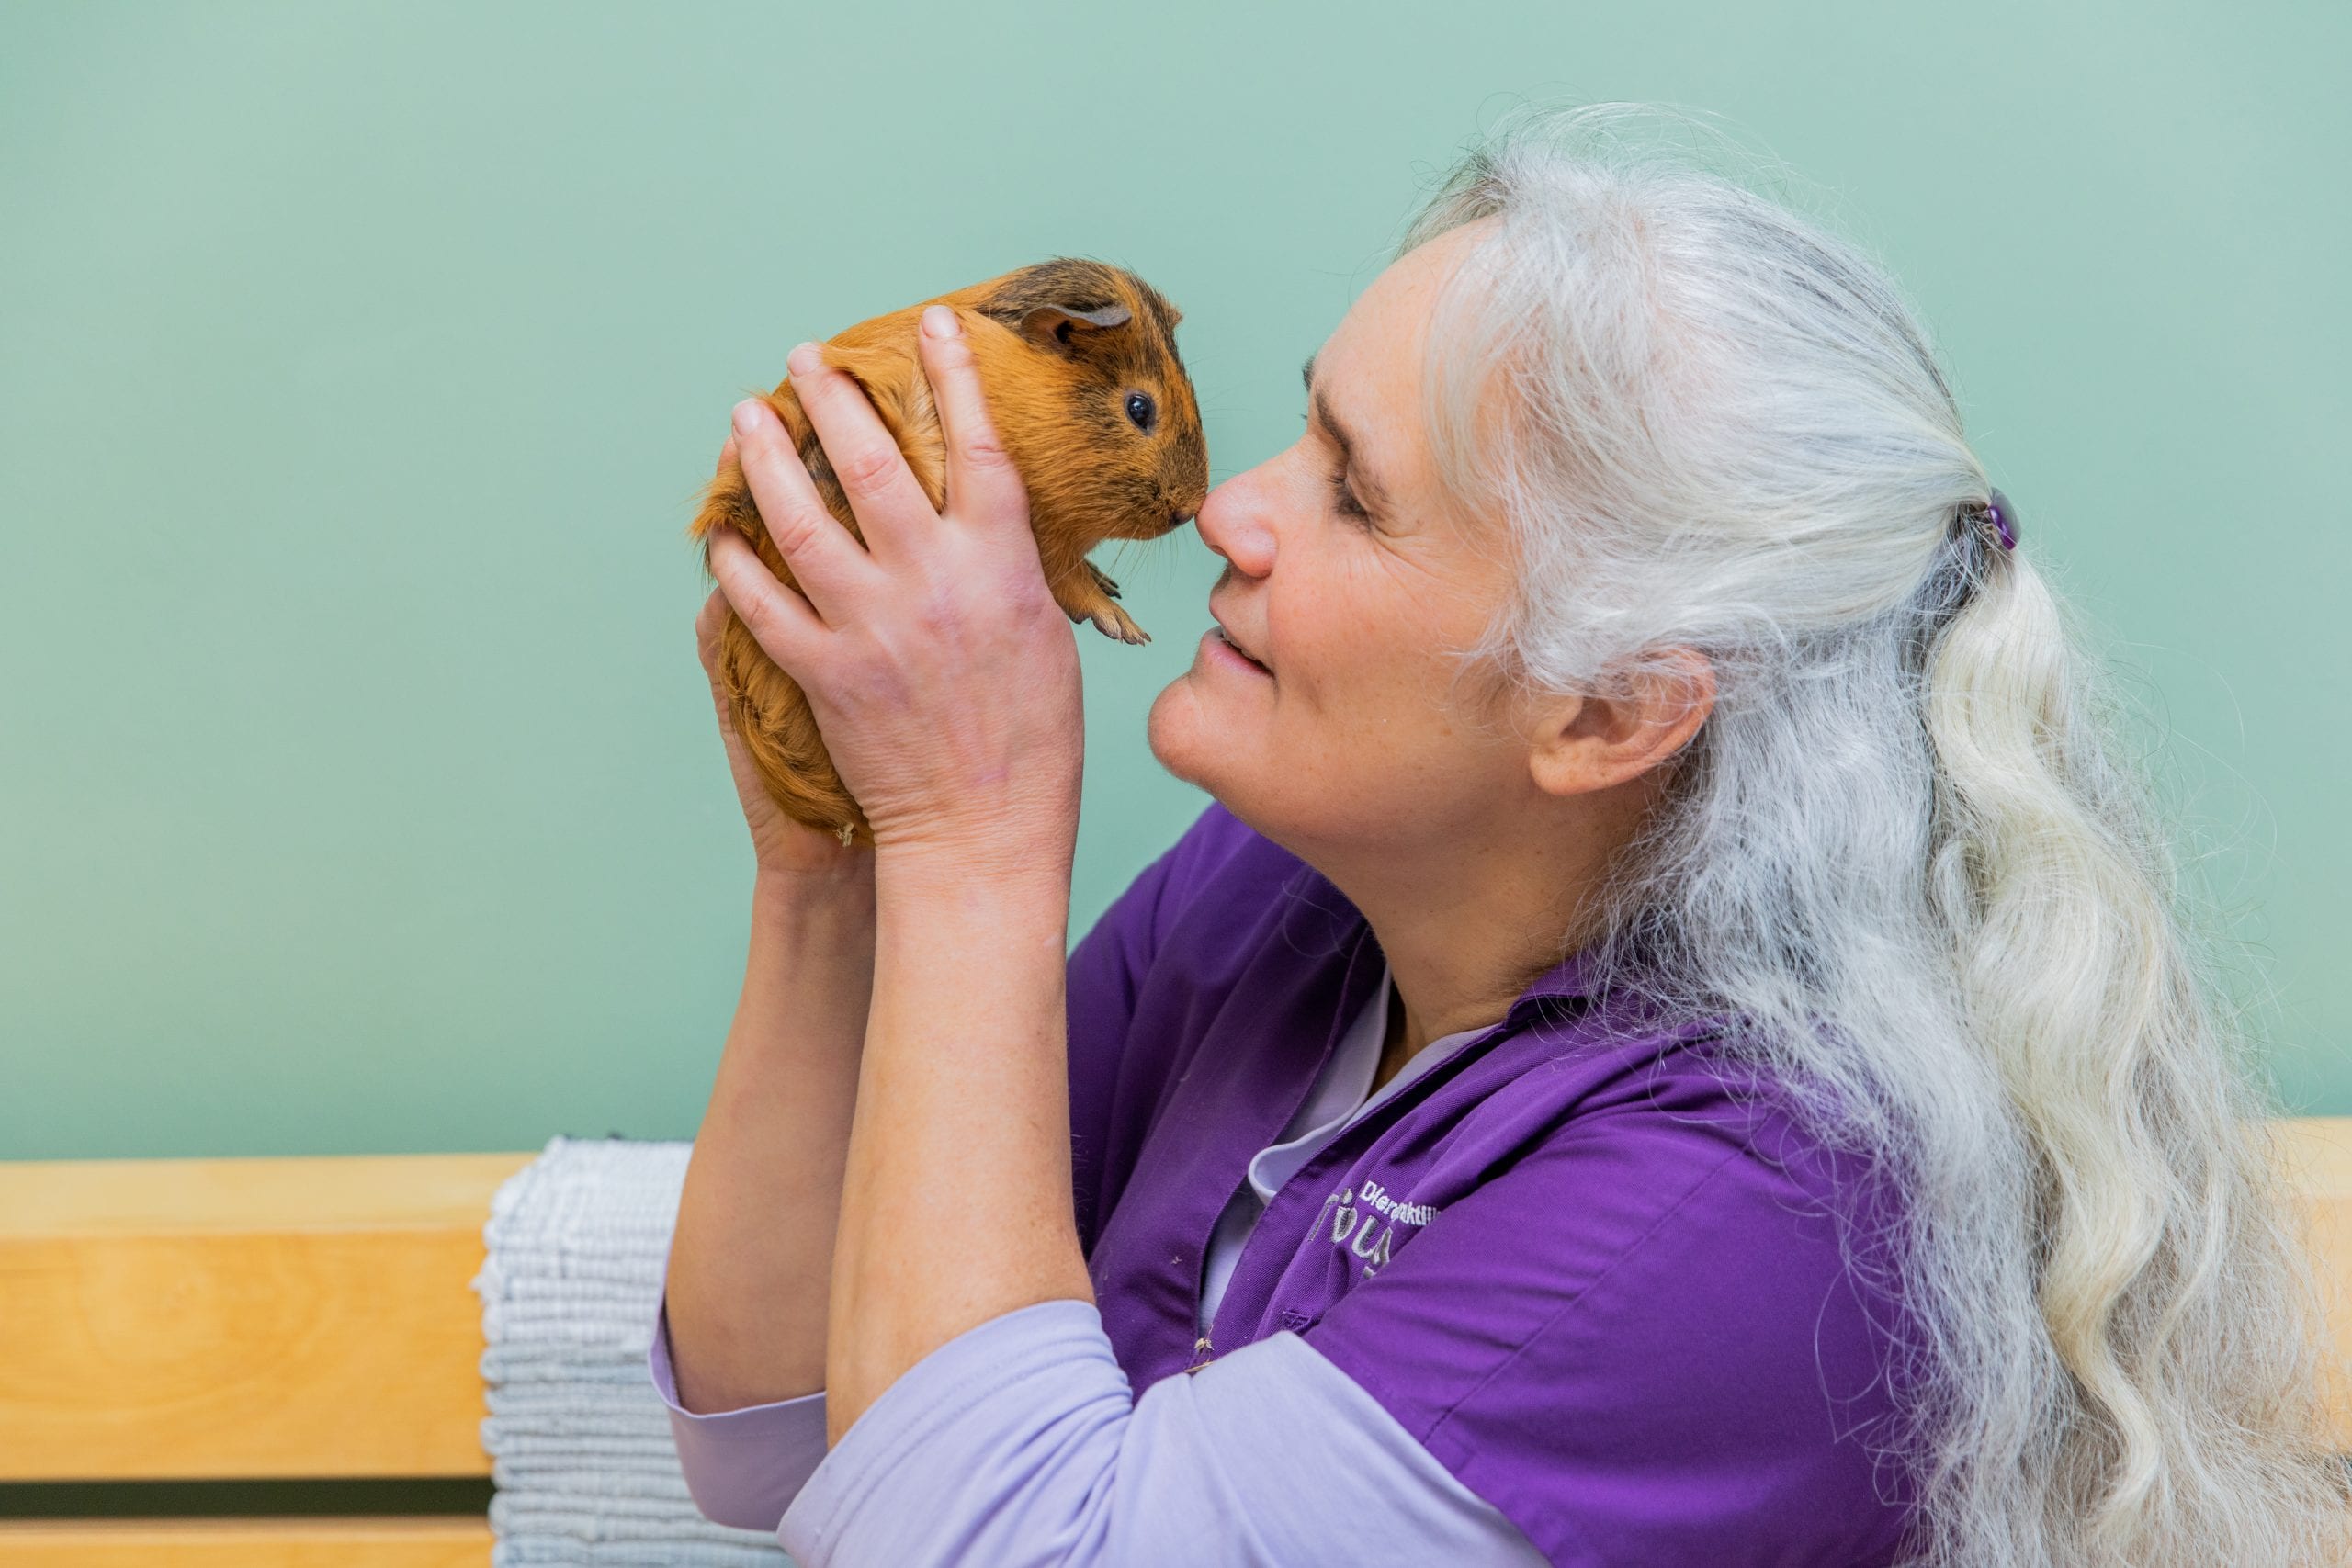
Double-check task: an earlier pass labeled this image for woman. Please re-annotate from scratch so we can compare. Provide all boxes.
[652,105,2349,1566]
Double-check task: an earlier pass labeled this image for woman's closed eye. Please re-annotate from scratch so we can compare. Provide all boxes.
[1327,464,1373,525]
[1304,404,1375,525]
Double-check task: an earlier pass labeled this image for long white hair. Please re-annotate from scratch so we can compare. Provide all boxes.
[1400,101,2350,1567]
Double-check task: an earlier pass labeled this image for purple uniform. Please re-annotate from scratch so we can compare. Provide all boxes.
[656,800,1920,1564]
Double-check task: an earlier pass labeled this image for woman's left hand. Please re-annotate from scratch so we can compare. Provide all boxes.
[706,306,1083,880]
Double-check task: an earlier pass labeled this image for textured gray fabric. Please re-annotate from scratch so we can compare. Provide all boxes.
[472,1135,794,1566]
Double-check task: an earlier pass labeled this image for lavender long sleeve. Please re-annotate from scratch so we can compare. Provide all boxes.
[649,1295,1544,1565]
[649,1296,829,1534]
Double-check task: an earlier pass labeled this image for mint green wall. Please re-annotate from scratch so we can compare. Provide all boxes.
[5,2,2345,1159]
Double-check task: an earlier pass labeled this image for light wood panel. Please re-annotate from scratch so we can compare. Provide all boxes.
[0,1517,492,1566]
[0,1154,532,1481]
[0,1154,535,1239]
[2276,1117,2352,1449]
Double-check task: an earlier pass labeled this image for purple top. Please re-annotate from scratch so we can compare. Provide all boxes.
[1198,954,1489,1329]
[654,800,1921,1565]
[650,952,1550,1562]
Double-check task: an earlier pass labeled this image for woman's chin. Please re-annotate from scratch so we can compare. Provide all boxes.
[1147,672,1243,796]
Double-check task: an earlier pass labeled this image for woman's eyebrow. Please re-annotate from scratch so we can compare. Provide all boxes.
[1299,352,1395,513]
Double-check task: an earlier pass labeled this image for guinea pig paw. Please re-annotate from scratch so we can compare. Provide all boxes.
[1083,561,1124,600]
[1089,604,1151,645]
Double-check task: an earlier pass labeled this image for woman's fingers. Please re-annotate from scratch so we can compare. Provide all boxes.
[784,342,940,563]
[695,588,723,677]
[730,394,874,624]
[916,306,1028,531]
[707,524,826,680]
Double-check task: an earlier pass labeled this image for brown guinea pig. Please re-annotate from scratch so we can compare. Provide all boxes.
[686,258,1209,848]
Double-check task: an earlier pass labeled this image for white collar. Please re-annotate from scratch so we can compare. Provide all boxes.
[1243,961,1498,1205]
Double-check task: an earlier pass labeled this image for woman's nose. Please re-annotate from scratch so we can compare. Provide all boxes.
[1193,470,1276,578]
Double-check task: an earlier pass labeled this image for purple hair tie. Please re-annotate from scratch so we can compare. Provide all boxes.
[1973,488,2018,552]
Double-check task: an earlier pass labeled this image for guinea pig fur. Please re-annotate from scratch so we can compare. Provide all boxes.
[686,258,1209,848]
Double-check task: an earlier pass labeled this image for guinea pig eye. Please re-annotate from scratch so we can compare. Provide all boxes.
[1124,390,1157,432]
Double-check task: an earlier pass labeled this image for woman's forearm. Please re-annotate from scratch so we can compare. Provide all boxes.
[823,847,1094,1443]
[664,870,876,1413]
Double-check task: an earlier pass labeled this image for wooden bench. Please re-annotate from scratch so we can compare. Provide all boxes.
[3,1123,2346,1563]
[0,1154,529,1565]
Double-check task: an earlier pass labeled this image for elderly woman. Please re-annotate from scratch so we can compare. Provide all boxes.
[650,106,2348,1566]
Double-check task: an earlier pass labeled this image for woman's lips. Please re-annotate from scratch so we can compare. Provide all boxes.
[1203,626,1272,677]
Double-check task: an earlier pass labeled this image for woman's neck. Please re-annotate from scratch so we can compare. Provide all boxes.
[1324,781,1654,1086]
[1369,981,1414,1098]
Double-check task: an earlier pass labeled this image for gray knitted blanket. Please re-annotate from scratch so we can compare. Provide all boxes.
[471,1135,795,1566]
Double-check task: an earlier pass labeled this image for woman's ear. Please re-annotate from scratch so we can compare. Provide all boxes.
[1525,648,1715,799]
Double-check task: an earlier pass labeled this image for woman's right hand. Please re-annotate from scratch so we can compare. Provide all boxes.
[695,438,877,893]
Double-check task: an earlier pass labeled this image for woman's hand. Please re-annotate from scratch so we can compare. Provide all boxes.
[704,308,1083,882]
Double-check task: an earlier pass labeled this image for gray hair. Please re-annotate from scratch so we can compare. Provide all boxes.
[1399,101,2350,1566]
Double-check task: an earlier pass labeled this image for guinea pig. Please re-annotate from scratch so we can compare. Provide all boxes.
[686,258,1209,848]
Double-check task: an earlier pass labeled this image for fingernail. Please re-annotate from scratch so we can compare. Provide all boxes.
[922,304,959,339]
[731,398,766,437]
[785,342,821,378]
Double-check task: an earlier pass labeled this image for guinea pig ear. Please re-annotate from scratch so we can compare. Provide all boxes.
[1018,301,1133,353]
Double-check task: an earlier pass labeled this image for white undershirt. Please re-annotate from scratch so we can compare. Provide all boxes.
[1196,961,1499,1333]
